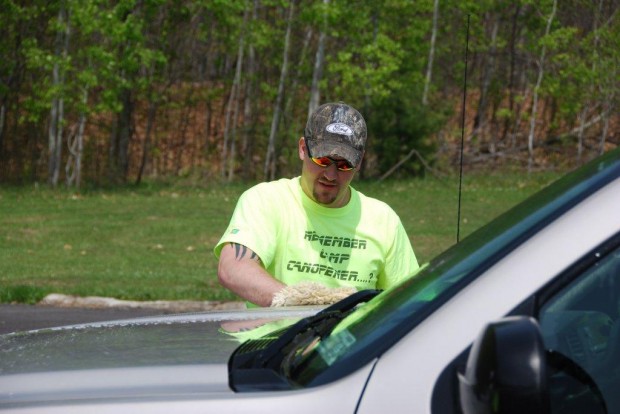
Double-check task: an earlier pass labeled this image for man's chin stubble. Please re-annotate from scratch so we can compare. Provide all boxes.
[313,189,337,206]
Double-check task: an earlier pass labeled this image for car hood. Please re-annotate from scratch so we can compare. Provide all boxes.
[0,307,321,407]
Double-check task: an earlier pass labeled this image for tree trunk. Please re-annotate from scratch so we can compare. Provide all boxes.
[270,25,313,179]
[227,82,241,182]
[75,109,85,189]
[264,0,295,181]
[0,102,5,160]
[576,105,588,164]
[473,15,498,153]
[527,0,557,172]
[241,79,254,180]
[509,8,530,151]
[222,0,249,180]
[108,86,134,183]
[136,98,157,185]
[65,88,87,189]
[586,0,612,160]
[599,106,610,155]
[501,4,523,144]
[422,0,439,106]
[176,89,194,175]
[284,26,312,131]
[48,2,70,187]
[241,0,259,181]
[308,0,329,118]
[119,89,134,180]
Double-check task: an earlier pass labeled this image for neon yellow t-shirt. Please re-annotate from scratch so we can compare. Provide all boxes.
[214,177,419,296]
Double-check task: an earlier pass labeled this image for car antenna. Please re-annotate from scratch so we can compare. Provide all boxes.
[457,14,470,243]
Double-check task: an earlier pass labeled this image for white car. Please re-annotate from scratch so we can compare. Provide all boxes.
[2,147,620,414]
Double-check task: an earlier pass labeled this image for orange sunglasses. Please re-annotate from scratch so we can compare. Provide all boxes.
[305,139,355,171]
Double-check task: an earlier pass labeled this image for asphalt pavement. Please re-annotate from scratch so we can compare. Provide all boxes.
[0,304,171,335]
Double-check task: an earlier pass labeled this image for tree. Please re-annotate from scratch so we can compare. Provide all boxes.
[264,0,296,181]
[422,0,439,106]
[1,0,618,185]
[235,0,258,181]
[222,0,249,181]
[308,0,329,117]
[47,0,71,187]
[527,0,557,171]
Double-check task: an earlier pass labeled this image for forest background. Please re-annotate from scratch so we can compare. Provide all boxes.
[0,0,618,188]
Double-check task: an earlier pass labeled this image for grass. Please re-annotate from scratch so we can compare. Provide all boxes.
[0,172,561,304]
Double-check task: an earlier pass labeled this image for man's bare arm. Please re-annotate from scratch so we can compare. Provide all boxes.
[217,243,285,307]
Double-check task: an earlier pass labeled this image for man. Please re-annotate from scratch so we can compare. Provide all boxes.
[214,102,419,307]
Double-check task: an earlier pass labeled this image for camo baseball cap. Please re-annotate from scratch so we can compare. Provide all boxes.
[304,102,367,168]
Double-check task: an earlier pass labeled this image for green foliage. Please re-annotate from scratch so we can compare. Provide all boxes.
[330,34,404,100]
[0,0,618,185]
[366,95,445,177]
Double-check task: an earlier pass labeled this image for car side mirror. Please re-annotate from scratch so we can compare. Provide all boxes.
[458,316,549,414]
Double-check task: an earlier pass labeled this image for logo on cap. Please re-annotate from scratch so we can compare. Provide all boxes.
[325,122,354,136]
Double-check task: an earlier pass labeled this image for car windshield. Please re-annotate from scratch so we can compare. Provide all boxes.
[291,149,620,386]
[229,148,620,391]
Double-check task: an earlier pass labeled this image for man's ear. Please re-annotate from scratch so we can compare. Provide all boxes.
[298,137,306,160]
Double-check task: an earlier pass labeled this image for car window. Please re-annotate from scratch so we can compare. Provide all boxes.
[431,234,620,414]
[539,241,620,414]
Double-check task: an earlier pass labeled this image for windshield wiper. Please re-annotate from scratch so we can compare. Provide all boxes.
[228,289,381,392]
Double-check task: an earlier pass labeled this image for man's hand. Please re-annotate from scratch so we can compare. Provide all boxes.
[271,282,357,307]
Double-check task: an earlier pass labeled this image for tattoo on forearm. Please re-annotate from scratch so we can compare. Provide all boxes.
[231,243,260,263]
